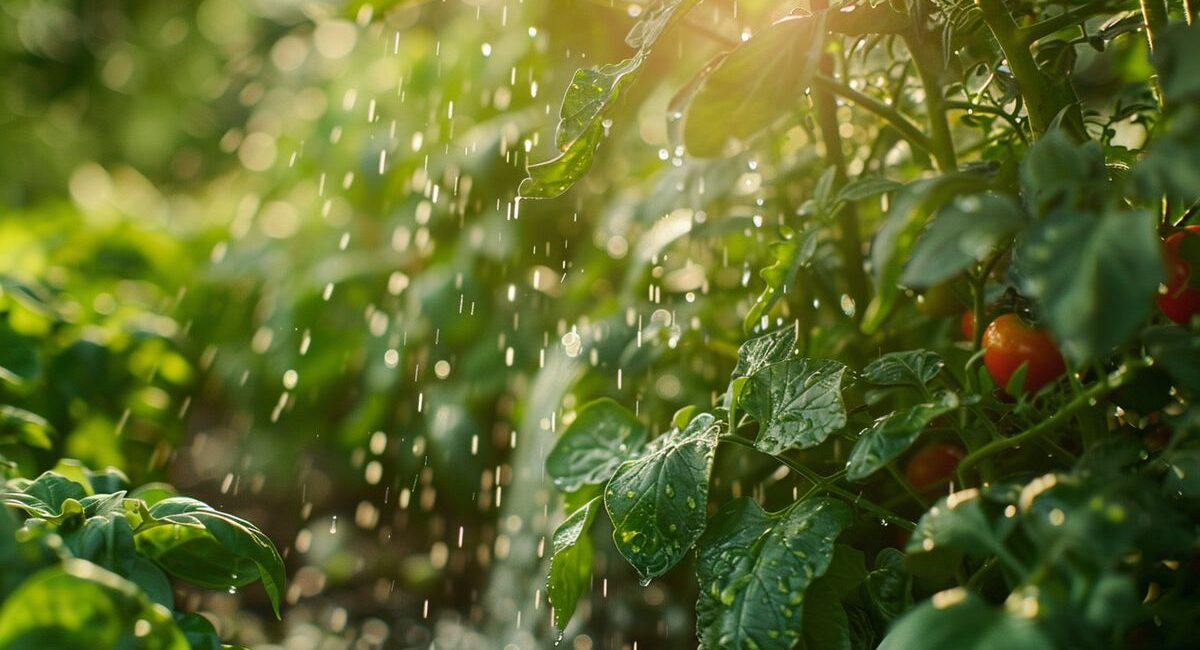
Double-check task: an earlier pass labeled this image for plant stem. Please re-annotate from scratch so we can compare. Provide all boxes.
[720,433,916,530]
[955,358,1149,483]
[976,0,1086,139]
[902,32,958,171]
[812,75,937,156]
[1023,0,1114,42]
[1139,0,1170,54]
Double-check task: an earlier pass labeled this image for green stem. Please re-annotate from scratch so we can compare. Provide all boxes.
[1140,0,1170,54]
[903,32,958,171]
[956,359,1149,483]
[720,434,916,530]
[943,100,1029,144]
[886,464,929,510]
[1024,0,1114,42]
[812,75,937,157]
[976,0,1086,139]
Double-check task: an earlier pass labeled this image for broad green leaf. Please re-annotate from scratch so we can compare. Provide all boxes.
[0,559,188,650]
[695,497,853,650]
[128,556,174,609]
[86,468,129,495]
[605,413,719,582]
[905,486,1020,580]
[836,177,903,203]
[683,13,827,157]
[901,194,1025,288]
[625,0,702,49]
[878,589,1054,650]
[174,612,221,650]
[63,512,136,576]
[861,350,943,391]
[519,121,605,199]
[863,175,989,333]
[744,231,819,333]
[1013,206,1161,364]
[1,471,88,520]
[732,325,799,379]
[866,548,908,622]
[1142,325,1200,395]
[0,406,54,449]
[547,398,648,491]
[1019,130,1107,217]
[547,496,599,630]
[136,497,285,617]
[741,359,848,454]
[800,545,868,650]
[556,53,645,149]
[846,392,959,482]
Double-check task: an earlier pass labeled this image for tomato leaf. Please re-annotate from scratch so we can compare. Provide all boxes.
[1012,206,1162,364]
[547,398,648,491]
[547,496,599,630]
[605,413,719,582]
[0,559,189,650]
[519,121,606,199]
[878,589,1054,650]
[742,359,848,454]
[733,324,800,379]
[683,13,827,157]
[1019,130,1107,217]
[905,486,1020,580]
[744,231,820,333]
[800,544,868,650]
[837,177,903,203]
[846,392,959,482]
[556,53,645,150]
[135,498,286,618]
[901,193,1025,289]
[694,497,852,650]
[861,350,943,391]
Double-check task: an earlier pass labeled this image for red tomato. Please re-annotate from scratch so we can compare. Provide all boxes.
[1156,225,1200,325]
[960,310,975,340]
[983,314,1066,395]
[905,443,965,490]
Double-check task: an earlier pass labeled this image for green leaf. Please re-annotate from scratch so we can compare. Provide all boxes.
[547,496,599,630]
[866,548,908,622]
[174,612,221,650]
[733,325,799,379]
[683,12,827,157]
[625,0,702,49]
[694,497,853,650]
[0,559,188,650]
[135,497,285,618]
[1019,130,1107,217]
[1152,24,1200,105]
[863,175,989,333]
[846,392,959,482]
[905,486,1020,580]
[878,589,1054,650]
[0,507,59,600]
[1013,206,1162,364]
[837,177,903,203]
[901,194,1025,288]
[741,359,848,454]
[547,398,648,491]
[605,413,719,582]
[861,350,943,391]
[63,511,136,576]
[2,471,88,520]
[801,545,868,650]
[556,53,645,149]
[0,406,54,450]
[1142,325,1200,395]
[744,231,820,332]
[519,121,605,199]
[128,556,174,609]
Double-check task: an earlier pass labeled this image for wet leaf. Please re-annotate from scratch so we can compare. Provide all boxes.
[879,589,1053,650]
[861,350,943,391]
[733,325,799,379]
[547,496,599,630]
[846,392,959,482]
[547,398,648,491]
[902,193,1025,289]
[741,359,848,454]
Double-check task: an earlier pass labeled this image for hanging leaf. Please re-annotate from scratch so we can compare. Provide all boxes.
[846,392,960,482]
[546,398,648,491]
[901,193,1025,289]
[519,121,606,199]
[861,350,944,391]
[695,497,853,650]
[683,12,828,157]
[605,413,719,582]
[547,497,600,630]
[741,359,848,454]
[744,230,820,333]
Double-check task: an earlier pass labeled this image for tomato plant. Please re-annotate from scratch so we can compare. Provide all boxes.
[519,1,1200,648]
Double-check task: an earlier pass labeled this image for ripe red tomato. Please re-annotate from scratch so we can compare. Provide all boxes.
[905,442,965,490]
[1157,225,1200,325]
[960,310,975,340]
[982,314,1066,395]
